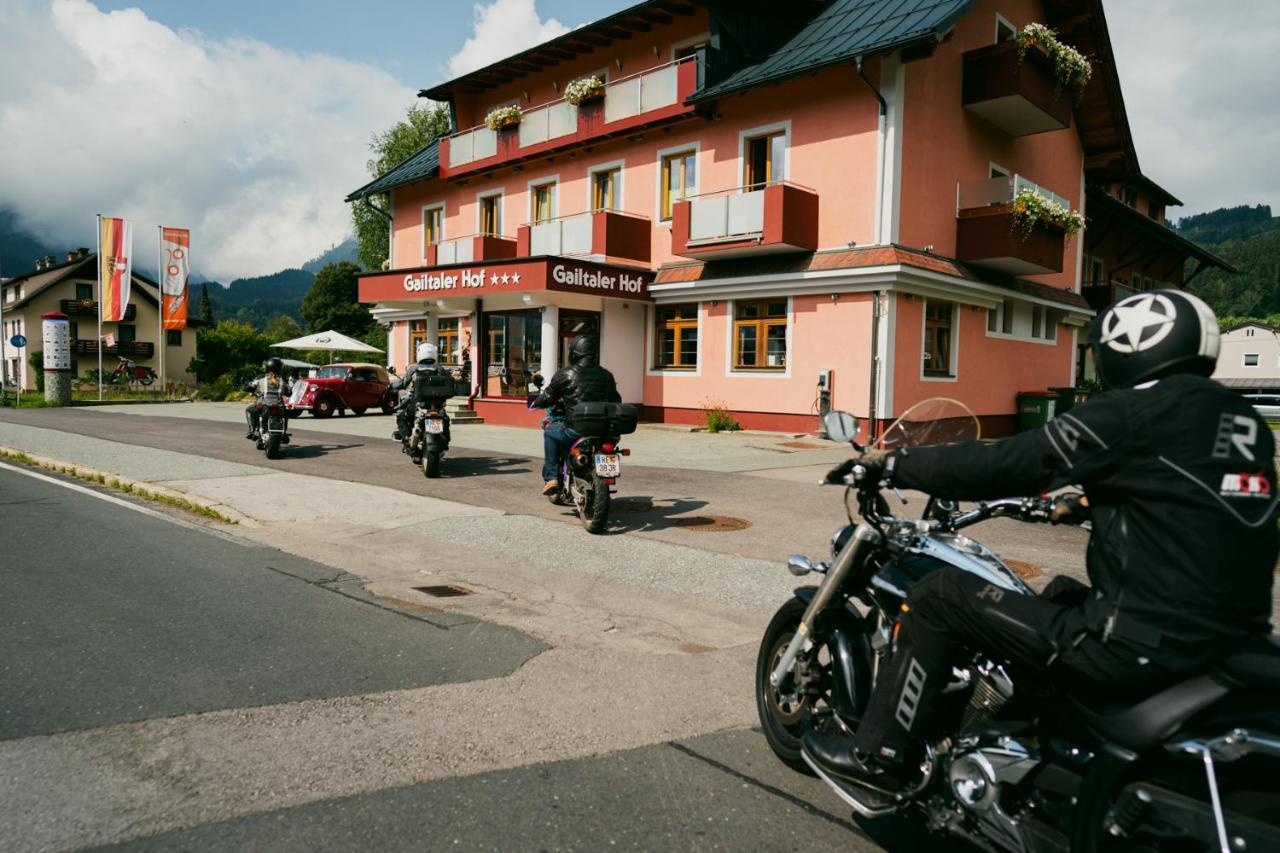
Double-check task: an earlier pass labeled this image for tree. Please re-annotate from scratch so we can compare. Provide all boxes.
[198,282,215,323]
[300,261,374,336]
[352,102,451,271]
[187,320,272,385]
[263,314,302,343]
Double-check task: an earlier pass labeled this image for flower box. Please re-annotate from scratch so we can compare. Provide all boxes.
[563,75,605,106]
[485,105,523,131]
[1017,23,1091,91]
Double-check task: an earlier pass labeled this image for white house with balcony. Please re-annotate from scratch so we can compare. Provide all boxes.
[1213,322,1280,392]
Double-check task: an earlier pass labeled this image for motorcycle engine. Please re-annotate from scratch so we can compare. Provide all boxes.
[947,737,1039,814]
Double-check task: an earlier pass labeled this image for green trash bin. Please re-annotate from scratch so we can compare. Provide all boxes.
[1017,391,1057,431]
[1049,386,1078,416]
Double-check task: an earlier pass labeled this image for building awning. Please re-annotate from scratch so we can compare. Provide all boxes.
[358,257,653,308]
[1084,187,1238,284]
[1216,377,1280,390]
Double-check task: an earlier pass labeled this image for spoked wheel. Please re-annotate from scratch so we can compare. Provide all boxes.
[756,597,848,774]
[139,373,155,386]
[312,397,336,418]
[580,473,610,534]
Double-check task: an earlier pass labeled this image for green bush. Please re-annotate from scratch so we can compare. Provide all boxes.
[701,398,741,433]
[27,350,45,392]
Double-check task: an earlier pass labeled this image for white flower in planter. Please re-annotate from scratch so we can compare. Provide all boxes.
[1011,187,1085,239]
[485,105,523,131]
[563,75,605,106]
[1017,22,1092,90]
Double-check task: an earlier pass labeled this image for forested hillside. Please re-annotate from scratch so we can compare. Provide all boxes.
[1177,205,1280,321]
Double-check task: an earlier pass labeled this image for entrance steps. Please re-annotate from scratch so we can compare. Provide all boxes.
[445,396,484,425]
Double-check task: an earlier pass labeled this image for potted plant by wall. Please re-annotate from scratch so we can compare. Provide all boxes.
[1010,187,1085,240]
[563,75,605,106]
[1017,23,1092,91]
[485,105,523,131]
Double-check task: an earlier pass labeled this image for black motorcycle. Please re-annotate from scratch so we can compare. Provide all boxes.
[756,400,1280,852]
[403,400,450,478]
[254,392,291,459]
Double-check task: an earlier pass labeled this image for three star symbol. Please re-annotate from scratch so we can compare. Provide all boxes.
[1100,294,1176,353]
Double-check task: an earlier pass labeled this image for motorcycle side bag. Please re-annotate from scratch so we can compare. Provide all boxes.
[569,402,638,436]
[415,372,456,403]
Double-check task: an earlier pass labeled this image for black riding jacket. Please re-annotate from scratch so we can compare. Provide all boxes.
[892,374,1277,654]
[390,362,453,404]
[533,356,620,418]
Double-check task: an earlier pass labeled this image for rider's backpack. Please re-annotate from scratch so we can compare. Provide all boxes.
[569,402,638,436]
[415,369,457,403]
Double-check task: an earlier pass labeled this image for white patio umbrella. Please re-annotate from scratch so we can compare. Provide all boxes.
[271,330,383,363]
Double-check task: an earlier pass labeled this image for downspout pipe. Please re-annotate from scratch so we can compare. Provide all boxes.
[856,56,888,442]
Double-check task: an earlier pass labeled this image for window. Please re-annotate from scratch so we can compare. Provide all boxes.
[117,324,136,344]
[423,206,443,252]
[1131,272,1143,291]
[1147,201,1161,221]
[76,283,93,301]
[1088,256,1104,288]
[531,181,556,224]
[410,319,428,357]
[660,149,697,221]
[674,40,707,61]
[1244,353,1260,368]
[166,329,182,346]
[995,15,1017,42]
[1031,304,1045,338]
[987,299,1015,335]
[1045,309,1060,342]
[437,317,460,365]
[479,193,502,236]
[1123,187,1138,208]
[653,304,698,369]
[744,130,786,190]
[591,167,620,212]
[733,300,787,370]
[485,310,541,397]
[69,321,79,341]
[923,300,955,377]
[989,163,1010,179]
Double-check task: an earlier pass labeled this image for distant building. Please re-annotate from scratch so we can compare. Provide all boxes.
[1213,322,1280,393]
[1,249,202,390]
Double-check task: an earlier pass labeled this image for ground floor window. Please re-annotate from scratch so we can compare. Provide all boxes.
[559,311,599,368]
[485,309,541,397]
[923,300,955,377]
[654,304,698,369]
[166,329,182,346]
[733,300,787,370]
[409,319,428,358]
[117,323,136,344]
[437,317,460,365]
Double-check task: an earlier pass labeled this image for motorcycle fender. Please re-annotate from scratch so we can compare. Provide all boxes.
[790,588,870,723]
[426,433,448,450]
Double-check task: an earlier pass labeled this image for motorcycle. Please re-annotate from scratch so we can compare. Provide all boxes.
[111,356,157,386]
[403,401,450,478]
[756,399,1280,852]
[254,391,291,459]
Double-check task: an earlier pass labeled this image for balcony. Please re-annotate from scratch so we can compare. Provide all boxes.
[424,234,518,266]
[516,210,651,265]
[61,299,136,321]
[441,56,699,178]
[72,339,117,357]
[955,175,1069,276]
[962,40,1072,136]
[1082,281,1138,312]
[671,182,820,261]
[120,341,155,358]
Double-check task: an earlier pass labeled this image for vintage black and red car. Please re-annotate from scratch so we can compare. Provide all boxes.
[288,363,395,418]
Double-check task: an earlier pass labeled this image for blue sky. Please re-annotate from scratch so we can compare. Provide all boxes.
[94,0,622,87]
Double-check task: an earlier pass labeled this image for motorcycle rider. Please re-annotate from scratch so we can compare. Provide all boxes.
[804,290,1278,792]
[389,342,457,444]
[530,334,621,496]
[244,356,291,440]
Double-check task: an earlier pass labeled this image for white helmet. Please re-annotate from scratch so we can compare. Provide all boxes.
[416,342,438,363]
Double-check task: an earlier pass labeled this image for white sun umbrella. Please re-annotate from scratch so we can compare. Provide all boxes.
[272,330,383,363]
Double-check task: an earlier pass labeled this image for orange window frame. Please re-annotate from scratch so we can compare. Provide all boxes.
[653,304,698,369]
[732,300,788,370]
[591,168,620,212]
[660,150,696,221]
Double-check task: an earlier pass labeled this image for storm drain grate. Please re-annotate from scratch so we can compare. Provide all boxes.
[413,584,474,598]
[671,515,752,532]
[779,441,824,450]
[1004,559,1043,581]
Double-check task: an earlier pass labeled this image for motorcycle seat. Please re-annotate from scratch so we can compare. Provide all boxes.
[1070,674,1230,753]
[1216,636,1280,690]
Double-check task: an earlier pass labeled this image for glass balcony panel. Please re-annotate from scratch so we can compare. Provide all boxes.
[689,196,729,242]
[519,105,550,147]
[562,216,592,255]
[530,222,560,255]
[547,101,576,138]
[727,190,765,236]
[604,76,641,123]
[473,128,497,160]
[639,64,678,112]
[957,175,1015,209]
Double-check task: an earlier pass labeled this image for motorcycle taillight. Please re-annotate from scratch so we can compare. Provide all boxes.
[601,442,616,453]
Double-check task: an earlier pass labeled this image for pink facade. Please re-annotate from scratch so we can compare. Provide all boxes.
[359,0,1116,435]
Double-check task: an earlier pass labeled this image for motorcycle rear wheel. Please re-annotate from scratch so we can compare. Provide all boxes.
[581,474,610,534]
[139,374,154,386]
[265,434,282,459]
[756,598,846,774]
[424,449,442,478]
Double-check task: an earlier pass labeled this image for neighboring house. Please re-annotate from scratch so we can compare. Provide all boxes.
[348,0,1229,434]
[0,250,201,391]
[1213,323,1280,394]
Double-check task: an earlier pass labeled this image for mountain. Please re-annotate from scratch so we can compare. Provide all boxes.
[302,238,358,273]
[204,268,315,329]
[1176,205,1280,320]
[0,209,58,278]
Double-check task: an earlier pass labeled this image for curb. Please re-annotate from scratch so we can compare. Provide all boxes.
[0,445,254,527]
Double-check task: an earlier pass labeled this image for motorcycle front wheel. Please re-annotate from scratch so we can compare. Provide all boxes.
[756,598,849,774]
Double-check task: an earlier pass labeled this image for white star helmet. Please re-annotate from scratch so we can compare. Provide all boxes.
[1088,289,1219,388]
[416,342,438,364]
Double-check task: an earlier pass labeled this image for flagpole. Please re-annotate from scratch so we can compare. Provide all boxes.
[96,214,103,402]
[157,225,164,400]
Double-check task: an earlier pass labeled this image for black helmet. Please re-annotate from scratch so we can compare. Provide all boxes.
[1088,289,1219,389]
[569,334,598,366]
[265,356,284,374]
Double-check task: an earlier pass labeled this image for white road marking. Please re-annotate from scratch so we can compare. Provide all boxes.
[0,460,207,532]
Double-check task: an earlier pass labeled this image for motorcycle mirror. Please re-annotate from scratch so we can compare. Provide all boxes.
[387,366,397,375]
[822,410,860,444]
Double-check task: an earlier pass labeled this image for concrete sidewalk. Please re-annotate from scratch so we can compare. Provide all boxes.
[76,401,852,473]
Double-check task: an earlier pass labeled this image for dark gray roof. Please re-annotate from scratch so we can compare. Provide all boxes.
[345,139,440,202]
[691,0,974,102]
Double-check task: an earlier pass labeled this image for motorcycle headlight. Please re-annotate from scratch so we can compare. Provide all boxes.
[831,523,855,559]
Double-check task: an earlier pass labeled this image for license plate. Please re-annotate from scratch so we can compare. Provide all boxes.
[594,454,621,477]
[424,418,444,434]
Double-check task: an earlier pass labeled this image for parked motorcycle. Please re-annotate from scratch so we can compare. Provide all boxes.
[111,356,157,386]
[254,392,291,459]
[756,399,1280,852]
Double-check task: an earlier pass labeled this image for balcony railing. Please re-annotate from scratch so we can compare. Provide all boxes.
[671,182,820,260]
[955,175,1069,276]
[517,210,651,264]
[424,234,518,267]
[442,55,698,177]
[120,341,155,358]
[60,299,137,321]
[962,40,1073,136]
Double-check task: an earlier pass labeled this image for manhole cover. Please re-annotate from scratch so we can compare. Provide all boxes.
[612,498,654,513]
[1004,559,1042,580]
[413,584,473,598]
[670,515,752,532]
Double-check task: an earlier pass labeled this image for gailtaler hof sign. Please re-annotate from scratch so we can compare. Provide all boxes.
[387,260,650,301]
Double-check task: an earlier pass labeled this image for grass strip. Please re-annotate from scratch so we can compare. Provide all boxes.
[0,448,238,525]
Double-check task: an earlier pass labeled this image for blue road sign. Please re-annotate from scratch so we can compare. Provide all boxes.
[10,334,26,349]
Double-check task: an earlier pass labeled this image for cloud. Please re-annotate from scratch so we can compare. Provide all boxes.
[0,0,414,280]
[1106,1,1280,219]
[447,0,572,79]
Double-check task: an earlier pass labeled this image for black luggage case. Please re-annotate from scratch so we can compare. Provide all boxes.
[568,402,638,436]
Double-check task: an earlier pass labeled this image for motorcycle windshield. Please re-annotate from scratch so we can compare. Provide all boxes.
[875,397,980,451]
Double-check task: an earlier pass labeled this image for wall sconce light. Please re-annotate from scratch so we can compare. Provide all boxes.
[905,293,916,301]
[522,293,533,305]
[830,293,838,301]
[436,299,446,309]
[652,45,659,58]
[923,244,934,253]
[710,299,719,306]
[615,58,623,71]
[523,91,530,102]
[552,81,559,94]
